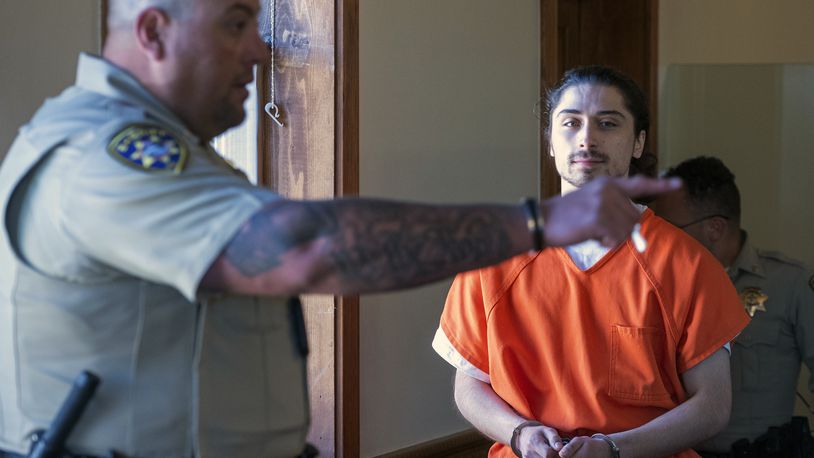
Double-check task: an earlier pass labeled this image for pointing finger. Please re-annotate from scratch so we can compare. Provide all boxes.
[614,176,682,199]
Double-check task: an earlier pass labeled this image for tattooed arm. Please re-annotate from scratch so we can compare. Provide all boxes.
[201,198,527,296]
[200,176,682,296]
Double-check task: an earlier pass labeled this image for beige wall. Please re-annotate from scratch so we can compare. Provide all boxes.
[0,1,100,159]
[659,0,814,66]
[359,0,539,455]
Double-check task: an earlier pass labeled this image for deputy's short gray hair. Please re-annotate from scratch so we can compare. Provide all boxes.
[108,0,189,28]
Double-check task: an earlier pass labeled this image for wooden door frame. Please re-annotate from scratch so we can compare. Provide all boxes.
[99,0,108,46]
[539,0,561,199]
[335,0,359,456]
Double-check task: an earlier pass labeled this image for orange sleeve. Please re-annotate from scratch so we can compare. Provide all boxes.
[440,269,491,375]
[676,250,750,373]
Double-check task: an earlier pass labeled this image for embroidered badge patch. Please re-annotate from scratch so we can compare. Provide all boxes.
[107,125,188,174]
[740,287,768,317]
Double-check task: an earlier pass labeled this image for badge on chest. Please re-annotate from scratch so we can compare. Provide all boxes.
[740,287,768,317]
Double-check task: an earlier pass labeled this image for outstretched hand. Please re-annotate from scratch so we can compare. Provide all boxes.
[540,176,682,248]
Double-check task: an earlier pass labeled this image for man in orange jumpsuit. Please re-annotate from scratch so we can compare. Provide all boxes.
[433,66,751,458]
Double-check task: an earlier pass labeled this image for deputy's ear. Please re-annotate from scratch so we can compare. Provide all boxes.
[703,215,728,243]
[135,8,170,60]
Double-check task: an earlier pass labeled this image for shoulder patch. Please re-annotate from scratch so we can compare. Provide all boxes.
[107,125,188,174]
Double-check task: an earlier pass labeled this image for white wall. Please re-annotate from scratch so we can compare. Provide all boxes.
[0,1,100,159]
[359,1,539,455]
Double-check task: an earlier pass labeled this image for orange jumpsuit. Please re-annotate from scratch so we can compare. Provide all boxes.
[437,210,750,458]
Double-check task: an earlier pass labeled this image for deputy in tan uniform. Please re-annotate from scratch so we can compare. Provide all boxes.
[0,1,681,457]
[651,156,814,457]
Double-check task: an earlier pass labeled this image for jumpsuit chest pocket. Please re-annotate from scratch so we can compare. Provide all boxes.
[608,325,674,405]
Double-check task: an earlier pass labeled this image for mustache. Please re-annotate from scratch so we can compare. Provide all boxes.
[568,150,609,162]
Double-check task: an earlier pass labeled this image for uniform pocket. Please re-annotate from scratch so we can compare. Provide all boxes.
[608,325,673,404]
[732,318,782,391]
[198,297,308,436]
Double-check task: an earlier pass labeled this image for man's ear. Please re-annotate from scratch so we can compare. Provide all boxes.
[632,130,646,159]
[134,8,170,60]
[703,216,728,244]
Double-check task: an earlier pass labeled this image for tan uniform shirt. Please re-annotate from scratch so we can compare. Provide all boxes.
[699,233,814,452]
[0,54,308,457]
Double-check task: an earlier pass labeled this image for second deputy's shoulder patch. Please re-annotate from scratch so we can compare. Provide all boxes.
[107,124,188,174]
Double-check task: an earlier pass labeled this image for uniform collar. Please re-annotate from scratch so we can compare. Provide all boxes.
[75,53,202,146]
[728,231,765,279]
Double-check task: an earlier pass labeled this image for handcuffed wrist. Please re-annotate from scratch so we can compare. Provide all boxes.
[510,420,542,457]
[520,198,544,252]
[591,433,620,458]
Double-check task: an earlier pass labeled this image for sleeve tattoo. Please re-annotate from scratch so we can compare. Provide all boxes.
[225,200,513,289]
